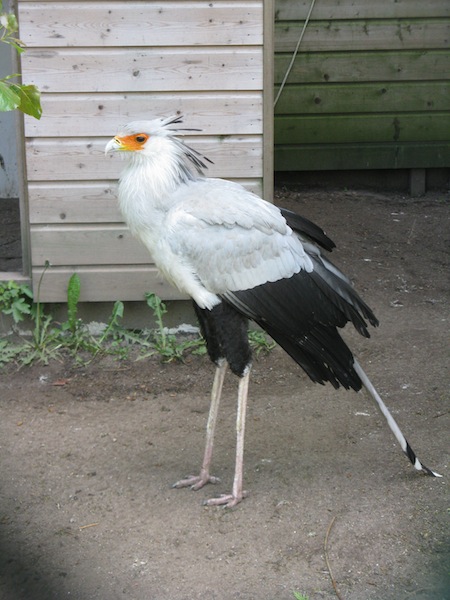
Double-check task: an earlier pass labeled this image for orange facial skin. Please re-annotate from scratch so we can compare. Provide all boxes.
[115,133,149,151]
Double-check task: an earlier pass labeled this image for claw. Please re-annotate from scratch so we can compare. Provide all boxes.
[172,474,220,490]
[203,490,248,508]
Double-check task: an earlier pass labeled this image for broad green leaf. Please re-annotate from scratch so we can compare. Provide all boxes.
[67,273,81,329]
[9,83,42,119]
[0,80,20,111]
[112,300,124,320]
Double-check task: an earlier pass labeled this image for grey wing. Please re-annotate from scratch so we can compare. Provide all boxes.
[163,179,314,294]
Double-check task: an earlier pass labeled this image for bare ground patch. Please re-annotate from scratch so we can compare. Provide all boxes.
[0,190,448,600]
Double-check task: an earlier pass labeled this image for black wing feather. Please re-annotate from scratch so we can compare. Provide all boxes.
[280,208,336,251]
[225,274,363,390]
[222,209,379,390]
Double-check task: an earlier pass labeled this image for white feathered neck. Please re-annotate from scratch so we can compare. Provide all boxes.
[115,116,212,237]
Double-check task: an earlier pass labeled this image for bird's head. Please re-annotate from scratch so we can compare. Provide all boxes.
[105,115,180,158]
[105,115,213,177]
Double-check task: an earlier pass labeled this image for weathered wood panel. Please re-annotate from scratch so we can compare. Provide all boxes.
[25,137,263,181]
[17,0,272,301]
[24,92,263,137]
[19,1,263,47]
[31,266,185,302]
[275,0,450,20]
[28,183,122,223]
[28,179,262,224]
[22,48,263,93]
[274,51,450,84]
[275,114,450,145]
[275,143,450,172]
[30,225,150,265]
[275,82,450,115]
[274,1,450,172]
[275,19,450,53]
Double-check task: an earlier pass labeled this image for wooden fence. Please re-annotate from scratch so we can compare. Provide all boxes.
[18,0,273,301]
[274,0,450,171]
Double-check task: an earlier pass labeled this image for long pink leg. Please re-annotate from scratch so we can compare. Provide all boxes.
[173,360,227,490]
[204,366,251,508]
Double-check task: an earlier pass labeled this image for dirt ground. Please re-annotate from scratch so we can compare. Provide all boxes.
[0,189,449,600]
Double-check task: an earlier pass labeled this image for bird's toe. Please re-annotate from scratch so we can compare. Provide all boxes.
[202,491,248,508]
[172,474,220,490]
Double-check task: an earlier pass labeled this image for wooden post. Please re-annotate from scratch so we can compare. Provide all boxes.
[409,168,426,197]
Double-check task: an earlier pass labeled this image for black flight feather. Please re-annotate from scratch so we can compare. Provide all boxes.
[280,208,336,252]
[222,220,379,390]
[224,273,364,390]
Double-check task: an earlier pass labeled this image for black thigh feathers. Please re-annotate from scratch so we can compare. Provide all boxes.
[193,301,251,377]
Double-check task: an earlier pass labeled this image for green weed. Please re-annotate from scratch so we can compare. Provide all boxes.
[292,592,309,600]
[0,338,23,366]
[0,279,34,323]
[143,293,205,362]
[0,276,275,367]
[248,329,276,355]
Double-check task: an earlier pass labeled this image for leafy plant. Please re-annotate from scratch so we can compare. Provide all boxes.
[292,592,309,600]
[16,263,63,365]
[86,300,134,362]
[0,1,42,119]
[56,273,99,360]
[66,272,81,333]
[57,276,132,362]
[0,278,275,367]
[0,338,23,366]
[248,329,276,355]
[0,280,34,323]
[0,277,161,366]
[0,280,61,365]
[144,292,205,362]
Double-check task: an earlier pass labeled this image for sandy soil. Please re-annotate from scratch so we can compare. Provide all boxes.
[0,189,449,600]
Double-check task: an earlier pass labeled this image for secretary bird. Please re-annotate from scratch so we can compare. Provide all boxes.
[105,115,441,507]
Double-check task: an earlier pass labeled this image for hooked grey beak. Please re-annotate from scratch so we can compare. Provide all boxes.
[105,137,120,156]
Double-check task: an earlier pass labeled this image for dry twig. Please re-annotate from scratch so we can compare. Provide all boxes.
[324,515,344,600]
[79,522,99,531]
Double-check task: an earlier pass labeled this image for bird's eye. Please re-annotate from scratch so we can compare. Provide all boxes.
[135,135,148,143]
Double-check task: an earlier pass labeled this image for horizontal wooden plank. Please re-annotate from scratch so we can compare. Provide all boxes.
[29,183,121,223]
[275,0,450,20]
[275,82,450,115]
[0,272,29,283]
[275,113,450,145]
[25,136,263,181]
[275,20,449,53]
[28,179,263,224]
[275,50,450,84]
[274,143,450,171]
[31,225,150,266]
[31,265,186,302]
[21,48,263,92]
[24,92,263,137]
[18,1,263,47]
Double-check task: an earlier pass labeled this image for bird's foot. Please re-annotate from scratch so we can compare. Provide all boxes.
[203,491,248,508]
[172,473,220,491]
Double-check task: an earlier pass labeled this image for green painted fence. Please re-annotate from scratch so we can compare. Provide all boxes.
[274,0,450,171]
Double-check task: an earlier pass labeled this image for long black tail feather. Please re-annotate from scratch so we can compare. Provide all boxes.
[354,361,442,477]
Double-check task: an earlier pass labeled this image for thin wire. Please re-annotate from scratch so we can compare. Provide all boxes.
[273,0,317,108]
